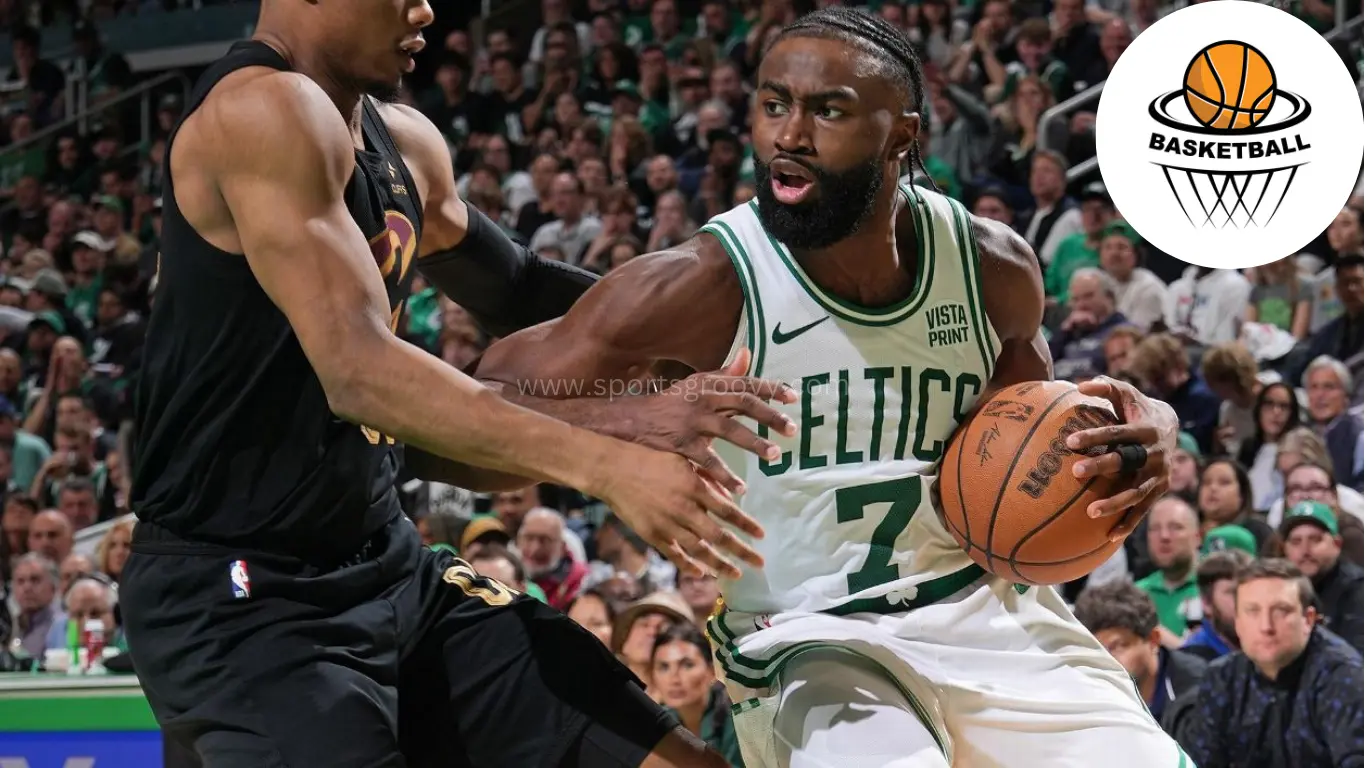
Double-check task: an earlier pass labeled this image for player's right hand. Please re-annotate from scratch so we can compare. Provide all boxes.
[598,446,765,579]
[624,348,797,495]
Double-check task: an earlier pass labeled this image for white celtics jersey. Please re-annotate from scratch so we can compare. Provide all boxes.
[704,184,1000,617]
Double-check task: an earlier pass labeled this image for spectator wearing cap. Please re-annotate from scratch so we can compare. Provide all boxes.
[26,271,87,350]
[1301,356,1363,492]
[613,590,693,700]
[516,507,588,611]
[67,231,113,328]
[1098,221,1165,332]
[1044,181,1114,303]
[1136,496,1204,643]
[1164,266,1253,347]
[1048,268,1129,382]
[1281,500,1363,653]
[1180,559,1363,768]
[1074,581,1207,734]
[1128,333,1222,453]
[1183,550,1253,662]
[1164,432,1202,510]
[529,173,603,265]
[90,195,141,267]
[458,514,512,559]
[1203,525,1259,559]
[0,396,49,492]
[22,309,67,383]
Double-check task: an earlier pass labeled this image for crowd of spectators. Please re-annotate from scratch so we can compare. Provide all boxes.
[0,0,1361,765]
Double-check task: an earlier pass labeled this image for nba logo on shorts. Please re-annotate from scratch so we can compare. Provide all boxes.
[1096,2,1363,269]
[230,559,251,599]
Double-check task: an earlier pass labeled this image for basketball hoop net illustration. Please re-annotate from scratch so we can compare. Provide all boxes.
[1146,40,1313,230]
[1154,161,1304,229]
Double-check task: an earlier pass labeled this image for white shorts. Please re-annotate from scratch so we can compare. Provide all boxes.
[708,577,1195,768]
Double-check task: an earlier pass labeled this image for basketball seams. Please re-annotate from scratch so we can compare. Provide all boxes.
[1004,474,1103,583]
[1203,49,1226,128]
[980,387,1075,573]
[1233,43,1249,116]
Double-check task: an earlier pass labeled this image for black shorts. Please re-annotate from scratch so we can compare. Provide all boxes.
[121,515,677,768]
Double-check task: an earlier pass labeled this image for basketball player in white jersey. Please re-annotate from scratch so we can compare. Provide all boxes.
[477,8,1190,767]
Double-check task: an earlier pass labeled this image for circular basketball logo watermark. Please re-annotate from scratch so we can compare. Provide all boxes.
[1096,2,1364,269]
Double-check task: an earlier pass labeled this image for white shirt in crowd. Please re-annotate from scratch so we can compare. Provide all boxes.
[1113,267,1167,331]
[456,171,537,217]
[1164,267,1253,345]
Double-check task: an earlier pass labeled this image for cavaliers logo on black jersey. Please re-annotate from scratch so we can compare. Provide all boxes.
[360,210,418,446]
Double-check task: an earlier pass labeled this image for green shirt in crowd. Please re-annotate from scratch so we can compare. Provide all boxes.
[1135,569,1202,636]
[669,683,745,767]
[1044,232,1100,303]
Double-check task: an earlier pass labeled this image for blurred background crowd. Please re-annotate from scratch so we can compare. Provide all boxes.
[0,0,1361,766]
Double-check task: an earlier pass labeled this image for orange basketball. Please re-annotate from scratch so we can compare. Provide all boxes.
[939,381,1125,585]
[1183,41,1276,130]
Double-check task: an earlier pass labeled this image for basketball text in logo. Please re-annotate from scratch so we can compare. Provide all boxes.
[1017,408,1112,499]
[1142,40,1313,230]
[1094,2,1362,269]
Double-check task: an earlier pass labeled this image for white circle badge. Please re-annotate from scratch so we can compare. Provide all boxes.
[1096,2,1364,269]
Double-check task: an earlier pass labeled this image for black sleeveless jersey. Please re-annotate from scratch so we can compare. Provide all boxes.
[130,41,425,562]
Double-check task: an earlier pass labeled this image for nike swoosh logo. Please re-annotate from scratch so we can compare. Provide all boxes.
[772,316,829,344]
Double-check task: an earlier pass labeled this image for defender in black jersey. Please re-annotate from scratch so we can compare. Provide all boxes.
[123,2,797,766]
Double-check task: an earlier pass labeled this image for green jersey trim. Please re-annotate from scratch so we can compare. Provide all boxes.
[947,198,996,375]
[701,222,767,378]
[745,189,934,326]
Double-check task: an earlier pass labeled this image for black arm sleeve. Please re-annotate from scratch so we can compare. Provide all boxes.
[417,204,600,338]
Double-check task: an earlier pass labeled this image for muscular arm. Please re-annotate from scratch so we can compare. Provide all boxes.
[972,214,1054,396]
[198,73,624,493]
[382,103,598,340]
[475,236,743,440]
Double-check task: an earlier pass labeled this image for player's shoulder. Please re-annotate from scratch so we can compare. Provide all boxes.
[372,101,451,168]
[606,232,736,293]
[189,68,354,178]
[968,212,1040,282]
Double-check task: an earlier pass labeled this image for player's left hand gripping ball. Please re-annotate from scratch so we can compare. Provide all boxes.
[1066,376,1178,539]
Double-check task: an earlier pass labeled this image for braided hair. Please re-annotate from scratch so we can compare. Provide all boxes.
[771,7,936,189]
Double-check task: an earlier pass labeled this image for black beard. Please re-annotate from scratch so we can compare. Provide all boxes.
[753,153,884,251]
[366,79,403,104]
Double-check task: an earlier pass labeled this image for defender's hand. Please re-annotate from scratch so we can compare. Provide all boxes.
[1067,376,1178,540]
[622,348,797,494]
[598,446,764,579]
